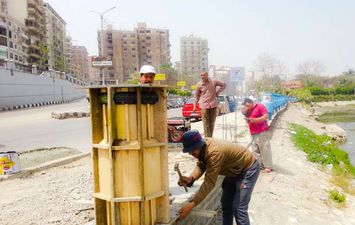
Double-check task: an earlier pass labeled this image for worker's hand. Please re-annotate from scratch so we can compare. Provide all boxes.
[178,176,193,187]
[178,201,196,220]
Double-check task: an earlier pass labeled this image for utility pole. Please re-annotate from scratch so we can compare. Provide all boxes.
[91,6,116,85]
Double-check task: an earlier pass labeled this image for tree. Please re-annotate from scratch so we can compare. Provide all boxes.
[127,73,140,84]
[295,60,325,87]
[253,53,287,92]
[39,43,49,70]
[159,64,178,86]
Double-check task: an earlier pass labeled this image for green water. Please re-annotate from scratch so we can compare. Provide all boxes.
[317,110,355,165]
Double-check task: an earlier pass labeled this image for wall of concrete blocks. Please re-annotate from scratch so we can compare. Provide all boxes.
[0,68,86,111]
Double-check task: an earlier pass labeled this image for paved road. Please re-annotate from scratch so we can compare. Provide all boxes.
[0,100,182,153]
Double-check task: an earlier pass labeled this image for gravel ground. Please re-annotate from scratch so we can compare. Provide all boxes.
[0,158,94,225]
[19,147,81,169]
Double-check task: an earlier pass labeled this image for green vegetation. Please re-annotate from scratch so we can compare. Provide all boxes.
[328,189,346,206]
[290,123,355,195]
[168,89,191,97]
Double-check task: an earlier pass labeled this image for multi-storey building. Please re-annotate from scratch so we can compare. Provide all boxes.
[87,55,100,84]
[64,36,72,74]
[43,2,66,72]
[98,23,171,83]
[180,35,209,77]
[0,0,29,70]
[70,45,88,81]
[7,0,45,67]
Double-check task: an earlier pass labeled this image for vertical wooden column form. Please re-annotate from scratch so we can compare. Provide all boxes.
[89,85,170,225]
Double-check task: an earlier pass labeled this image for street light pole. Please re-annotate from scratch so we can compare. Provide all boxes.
[91,6,116,85]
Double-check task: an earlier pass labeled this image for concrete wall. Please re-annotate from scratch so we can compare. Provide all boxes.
[0,68,85,108]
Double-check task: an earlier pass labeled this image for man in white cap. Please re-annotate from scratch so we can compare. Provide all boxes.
[139,65,156,84]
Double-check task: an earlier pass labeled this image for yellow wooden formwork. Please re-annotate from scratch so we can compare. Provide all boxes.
[89,85,169,225]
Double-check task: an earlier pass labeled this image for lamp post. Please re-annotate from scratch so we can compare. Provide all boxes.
[91,6,116,85]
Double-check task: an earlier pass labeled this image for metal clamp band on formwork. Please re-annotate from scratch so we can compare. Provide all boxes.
[113,92,159,104]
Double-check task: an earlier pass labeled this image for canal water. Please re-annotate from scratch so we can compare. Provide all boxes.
[337,122,355,165]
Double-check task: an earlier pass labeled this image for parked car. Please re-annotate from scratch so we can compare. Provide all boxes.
[217,95,230,115]
[167,99,179,109]
[182,98,201,119]
[226,95,236,112]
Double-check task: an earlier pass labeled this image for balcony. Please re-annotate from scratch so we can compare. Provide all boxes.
[28,52,40,59]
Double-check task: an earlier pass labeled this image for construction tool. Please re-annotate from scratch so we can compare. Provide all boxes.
[174,163,188,192]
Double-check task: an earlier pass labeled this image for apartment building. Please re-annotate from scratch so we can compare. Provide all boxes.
[0,0,29,69]
[43,2,66,71]
[70,45,88,81]
[98,23,171,83]
[7,0,45,67]
[180,35,209,77]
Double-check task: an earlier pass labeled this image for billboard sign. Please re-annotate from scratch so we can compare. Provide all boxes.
[155,73,166,81]
[177,81,186,86]
[92,61,113,67]
[229,67,245,82]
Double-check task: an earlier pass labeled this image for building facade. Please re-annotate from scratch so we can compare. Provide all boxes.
[43,2,66,72]
[70,45,88,81]
[180,35,209,78]
[98,23,171,83]
[0,0,29,70]
[7,0,45,68]
[87,55,100,84]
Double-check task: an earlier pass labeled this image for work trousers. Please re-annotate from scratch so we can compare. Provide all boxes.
[251,131,273,169]
[221,161,260,225]
[201,107,217,137]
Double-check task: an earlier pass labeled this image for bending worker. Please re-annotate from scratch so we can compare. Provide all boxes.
[178,130,260,225]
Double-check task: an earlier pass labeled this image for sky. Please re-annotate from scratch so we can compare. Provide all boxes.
[46,0,355,76]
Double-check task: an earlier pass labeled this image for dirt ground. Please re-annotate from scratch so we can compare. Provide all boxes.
[0,104,354,225]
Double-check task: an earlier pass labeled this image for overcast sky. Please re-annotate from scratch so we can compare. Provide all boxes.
[46,0,355,76]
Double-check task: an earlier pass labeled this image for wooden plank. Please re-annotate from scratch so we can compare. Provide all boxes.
[153,88,170,223]
[93,192,112,201]
[92,148,100,193]
[94,198,108,225]
[136,88,146,225]
[90,89,103,144]
[144,147,162,194]
[98,148,111,196]
[92,143,109,150]
[107,87,119,225]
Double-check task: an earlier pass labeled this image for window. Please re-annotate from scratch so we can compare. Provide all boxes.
[10,53,13,58]
[123,34,127,38]
[0,36,6,46]
[9,41,13,48]
[123,48,127,51]
[132,48,135,51]
[132,55,136,57]
[146,36,151,40]
[131,41,135,44]
[0,27,5,36]
[15,55,18,60]
[8,31,12,38]
[123,41,127,44]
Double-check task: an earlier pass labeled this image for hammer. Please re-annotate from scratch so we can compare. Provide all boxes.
[174,163,188,192]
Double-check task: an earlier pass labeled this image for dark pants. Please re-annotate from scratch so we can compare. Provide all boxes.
[201,107,217,137]
[221,161,260,225]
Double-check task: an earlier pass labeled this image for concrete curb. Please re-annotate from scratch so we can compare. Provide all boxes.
[0,97,84,112]
[51,111,90,119]
[0,152,90,182]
